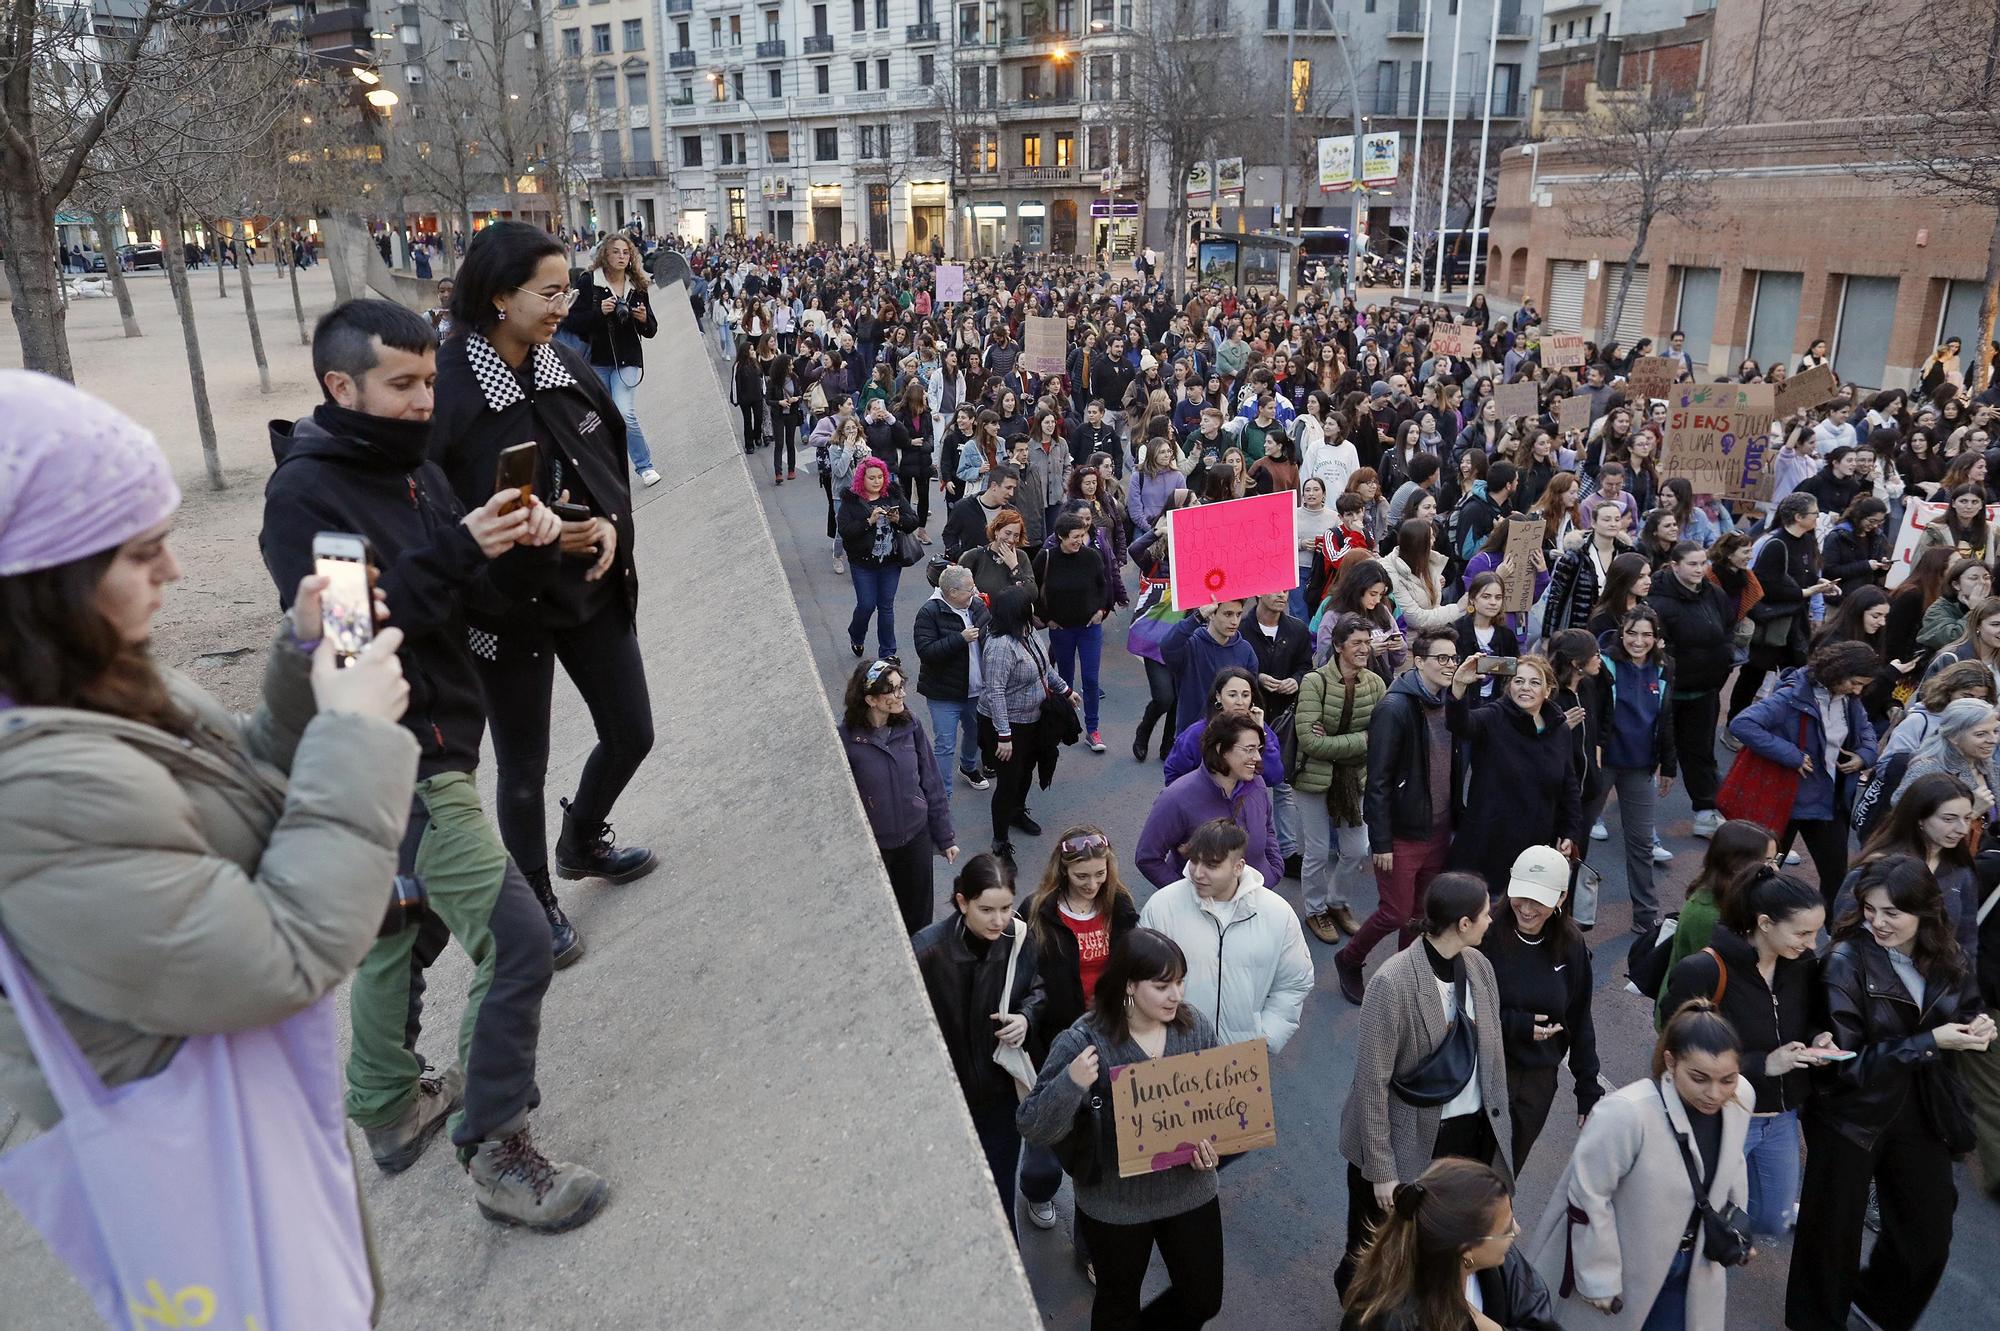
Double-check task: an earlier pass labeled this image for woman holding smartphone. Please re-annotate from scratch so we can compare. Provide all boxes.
[434,223,658,955]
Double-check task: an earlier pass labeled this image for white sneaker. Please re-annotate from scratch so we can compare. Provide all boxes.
[1651,839,1674,864]
[1590,820,1609,842]
[1692,810,1724,839]
[1785,850,1802,866]
[1026,1200,1058,1230]
[639,468,661,487]
[832,552,847,575]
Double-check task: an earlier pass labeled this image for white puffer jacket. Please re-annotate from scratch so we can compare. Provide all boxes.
[1137,867,1314,1054]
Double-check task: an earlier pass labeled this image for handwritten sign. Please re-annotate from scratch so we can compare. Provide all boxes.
[1543,332,1588,370]
[1165,490,1300,611]
[1502,516,1542,613]
[934,264,965,305]
[1023,315,1068,376]
[1556,394,1593,435]
[1429,321,1472,359]
[1664,381,1780,500]
[1627,355,1680,401]
[1885,499,2000,589]
[1111,1039,1276,1178]
[1495,380,1540,420]
[1775,362,1840,418]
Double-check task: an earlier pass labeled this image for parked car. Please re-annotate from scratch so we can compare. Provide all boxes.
[119,243,164,270]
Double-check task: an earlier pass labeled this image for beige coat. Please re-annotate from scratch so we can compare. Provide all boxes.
[1337,940,1514,1186]
[1382,548,1458,633]
[0,628,418,1128]
[1527,1074,1754,1331]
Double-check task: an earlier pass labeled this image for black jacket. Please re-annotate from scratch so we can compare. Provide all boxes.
[732,353,765,405]
[1068,418,1121,471]
[557,275,657,369]
[1821,519,1889,598]
[429,334,638,644]
[1663,926,1820,1116]
[911,915,1045,1109]
[1646,571,1736,694]
[1446,692,1585,896]
[913,592,991,702]
[1025,892,1140,1061]
[1479,919,1603,1114]
[1245,610,1315,736]
[836,480,918,568]
[1811,933,1984,1151]
[260,407,555,778]
[1032,543,1112,627]
[942,492,1009,560]
[1340,1247,1560,1331]
[1363,672,1460,853]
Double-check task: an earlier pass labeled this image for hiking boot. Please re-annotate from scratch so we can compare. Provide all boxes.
[526,865,584,969]
[554,797,657,884]
[467,1127,610,1233]
[1305,910,1343,945]
[364,1063,464,1174]
[1328,905,1363,938]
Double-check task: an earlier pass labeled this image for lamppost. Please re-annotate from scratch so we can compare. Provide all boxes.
[1274,0,1366,299]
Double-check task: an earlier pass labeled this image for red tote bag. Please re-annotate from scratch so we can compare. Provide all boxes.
[1715,714,1811,833]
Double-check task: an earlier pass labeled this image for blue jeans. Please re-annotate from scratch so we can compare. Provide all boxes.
[1287,564,1313,620]
[848,561,903,655]
[968,1097,1022,1242]
[928,696,979,798]
[1047,622,1103,731]
[1642,1247,1693,1331]
[593,366,653,472]
[1743,1109,1801,1238]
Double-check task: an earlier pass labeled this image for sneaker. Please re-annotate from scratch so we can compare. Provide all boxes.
[916,529,933,545]
[1651,839,1674,864]
[1590,820,1609,841]
[787,468,798,480]
[1026,1199,1058,1230]
[554,798,657,884]
[1785,849,1802,866]
[833,553,847,575]
[1692,809,1725,839]
[363,1063,464,1174]
[959,766,991,791]
[1306,910,1343,945]
[1086,730,1106,752]
[639,468,661,487]
[1721,729,1743,752]
[467,1127,610,1233]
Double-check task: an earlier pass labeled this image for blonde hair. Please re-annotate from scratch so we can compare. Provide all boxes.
[1026,825,1136,954]
[591,233,649,294]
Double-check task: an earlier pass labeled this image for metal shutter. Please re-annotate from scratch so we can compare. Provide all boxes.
[1603,264,1648,346]
[1546,259,1588,332]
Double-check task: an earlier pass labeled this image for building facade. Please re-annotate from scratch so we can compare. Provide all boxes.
[552,0,667,234]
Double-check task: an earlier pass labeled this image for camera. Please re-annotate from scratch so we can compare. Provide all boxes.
[379,872,429,937]
[612,297,631,321]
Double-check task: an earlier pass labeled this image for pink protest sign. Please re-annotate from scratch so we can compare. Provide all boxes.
[1165,491,1299,611]
[934,264,965,304]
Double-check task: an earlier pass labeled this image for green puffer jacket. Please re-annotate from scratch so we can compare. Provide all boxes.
[1292,664,1386,794]
[0,626,418,1129]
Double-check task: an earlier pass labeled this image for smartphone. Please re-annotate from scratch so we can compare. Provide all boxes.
[1476,655,1519,676]
[549,500,591,523]
[312,532,376,668]
[1812,1049,1857,1062]
[494,441,539,515]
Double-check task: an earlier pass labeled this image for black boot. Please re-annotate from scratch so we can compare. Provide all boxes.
[526,866,584,969]
[554,797,658,883]
[1133,701,1163,762]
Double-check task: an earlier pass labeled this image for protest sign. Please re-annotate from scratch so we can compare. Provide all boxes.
[1775,363,1840,418]
[1495,381,1540,420]
[934,264,965,305]
[1627,356,1680,401]
[1663,381,1780,501]
[1429,322,1471,359]
[1885,498,2000,589]
[1543,333,1587,370]
[1165,491,1299,611]
[1111,1039,1276,1178]
[1556,394,1593,436]
[1317,136,1353,192]
[1502,516,1542,613]
[1023,315,1068,376]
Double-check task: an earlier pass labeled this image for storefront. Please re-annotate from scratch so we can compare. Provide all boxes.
[907,181,949,257]
[762,176,794,243]
[811,184,843,246]
[1017,201,1047,252]
[1090,199,1138,262]
[971,203,1006,257]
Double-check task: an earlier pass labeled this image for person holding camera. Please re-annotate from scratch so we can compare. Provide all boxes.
[558,233,659,488]
[258,301,609,1231]
[1526,1000,1754,1331]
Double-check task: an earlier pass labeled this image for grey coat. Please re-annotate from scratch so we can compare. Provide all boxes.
[1336,941,1514,1186]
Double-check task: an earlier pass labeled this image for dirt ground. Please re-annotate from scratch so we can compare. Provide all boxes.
[4,264,367,709]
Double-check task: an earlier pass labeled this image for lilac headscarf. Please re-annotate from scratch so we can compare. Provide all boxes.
[0,371,181,577]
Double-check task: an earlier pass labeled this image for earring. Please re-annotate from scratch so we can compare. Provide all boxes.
[1461,1256,1474,1269]
[498,310,507,321]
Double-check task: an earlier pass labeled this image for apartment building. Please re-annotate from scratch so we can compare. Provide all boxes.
[1540,0,1709,50]
[548,0,667,233]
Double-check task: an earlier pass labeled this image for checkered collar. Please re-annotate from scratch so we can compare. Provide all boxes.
[464,332,579,412]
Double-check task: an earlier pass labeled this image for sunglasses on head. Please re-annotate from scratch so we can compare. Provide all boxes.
[1059,831,1109,859]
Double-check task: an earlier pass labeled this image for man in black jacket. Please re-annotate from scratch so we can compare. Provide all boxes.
[260,299,609,1234]
[1246,592,1315,882]
[1068,399,1120,473]
[941,464,1021,559]
[1647,540,1737,837]
[913,564,992,798]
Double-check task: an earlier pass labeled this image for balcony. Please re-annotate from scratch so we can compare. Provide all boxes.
[756,38,785,58]
[850,89,888,106]
[907,20,939,42]
[997,91,1077,119]
[1365,90,1525,118]
[1006,164,1075,185]
[669,48,696,68]
[1496,12,1532,38]
[664,0,690,10]
[1262,0,1345,33]
[602,158,665,179]
[1389,5,1425,36]
[803,32,833,53]
[1000,25,1074,54]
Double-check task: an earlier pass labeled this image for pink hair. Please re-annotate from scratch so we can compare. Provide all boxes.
[849,455,893,497]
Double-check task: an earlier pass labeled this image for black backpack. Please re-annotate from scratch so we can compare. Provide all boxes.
[1626,913,1682,999]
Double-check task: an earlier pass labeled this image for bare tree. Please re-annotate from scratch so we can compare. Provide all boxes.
[88,204,142,338]
[1557,83,1713,340]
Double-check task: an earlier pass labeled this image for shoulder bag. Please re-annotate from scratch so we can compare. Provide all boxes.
[1653,1081,1754,1267]
[991,920,1038,1100]
[1390,960,1479,1107]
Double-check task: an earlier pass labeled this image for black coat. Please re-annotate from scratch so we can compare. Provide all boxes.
[913,593,991,702]
[1339,1247,1560,1331]
[1821,519,1889,598]
[1646,572,1736,695]
[911,915,1046,1109]
[1662,926,1820,1116]
[733,353,765,405]
[1363,673,1463,854]
[558,275,658,369]
[836,480,918,568]
[1024,892,1140,1061]
[1446,691,1585,896]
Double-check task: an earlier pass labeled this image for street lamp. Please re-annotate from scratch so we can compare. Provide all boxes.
[352,66,381,85]
[365,88,400,109]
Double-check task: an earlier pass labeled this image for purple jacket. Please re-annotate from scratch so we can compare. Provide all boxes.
[1135,769,1284,889]
[1160,719,1285,787]
[838,716,955,853]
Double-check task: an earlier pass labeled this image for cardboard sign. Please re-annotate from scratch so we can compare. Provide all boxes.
[1430,322,1471,359]
[1775,363,1841,418]
[934,264,965,305]
[1111,1039,1276,1178]
[1023,315,1068,376]
[1495,381,1540,420]
[1663,381,1780,500]
[1543,332,1588,370]
[1502,516,1543,613]
[1556,394,1593,435]
[1627,355,1680,401]
[1884,498,2000,589]
[1165,491,1300,611]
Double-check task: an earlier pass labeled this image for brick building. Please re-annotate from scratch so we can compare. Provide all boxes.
[1488,0,1989,392]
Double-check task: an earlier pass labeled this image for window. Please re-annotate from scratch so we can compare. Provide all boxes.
[599,129,621,164]
[1089,0,1110,24]
[1054,61,1075,98]
[626,70,647,105]
[721,134,737,164]
[564,76,584,108]
[1583,14,1592,34]
[815,126,840,159]
[1834,275,1899,389]
[732,69,744,98]
[1490,63,1520,114]
[451,21,469,39]
[877,56,889,87]
[1086,125,1108,170]
[730,14,741,43]
[813,2,828,35]
[595,74,616,109]
[591,22,610,52]
[768,67,782,98]
[1020,133,1041,167]
[1088,55,1110,101]
[815,63,830,93]
[959,3,978,42]
[1748,271,1804,373]
[875,0,887,25]
[571,129,590,159]
[918,0,935,21]
[1022,64,1041,98]
[959,133,997,173]
[630,126,652,164]
[1055,0,1072,28]
[854,60,868,89]
[728,187,747,235]
[852,0,864,29]
[914,120,940,155]
[678,78,693,103]
[561,26,581,56]
[765,8,780,40]
[918,53,935,85]
[859,124,878,157]
[767,129,790,161]
[623,17,643,49]
[676,19,689,48]
[1291,57,1311,112]
[406,64,426,84]
[710,16,722,45]
[1054,131,1073,167]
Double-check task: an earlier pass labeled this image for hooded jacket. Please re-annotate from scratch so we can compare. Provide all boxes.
[262,405,555,778]
[1136,865,1314,1053]
[1135,769,1285,892]
[1645,570,1736,695]
[1161,613,1261,734]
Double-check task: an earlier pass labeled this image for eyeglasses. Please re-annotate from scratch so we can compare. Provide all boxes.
[513,286,579,312]
[1474,1217,1522,1244]
[1059,831,1110,858]
[1422,653,1461,665]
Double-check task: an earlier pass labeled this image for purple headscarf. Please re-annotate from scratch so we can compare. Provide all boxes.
[0,370,181,577]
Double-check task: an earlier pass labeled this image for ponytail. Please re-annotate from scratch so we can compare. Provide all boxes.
[1343,1159,1511,1329]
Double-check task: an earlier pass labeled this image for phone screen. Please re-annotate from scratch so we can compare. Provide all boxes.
[315,556,374,666]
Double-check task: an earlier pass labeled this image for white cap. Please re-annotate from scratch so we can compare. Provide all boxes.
[1507,845,1570,909]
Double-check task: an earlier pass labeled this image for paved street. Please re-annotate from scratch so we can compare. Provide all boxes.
[725,344,2000,1329]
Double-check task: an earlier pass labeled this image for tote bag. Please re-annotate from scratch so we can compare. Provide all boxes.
[1715,714,1810,832]
[0,929,374,1329]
